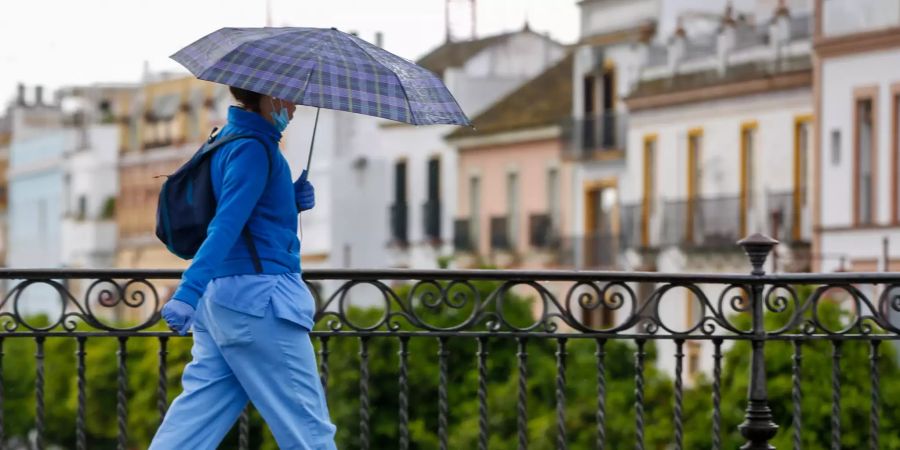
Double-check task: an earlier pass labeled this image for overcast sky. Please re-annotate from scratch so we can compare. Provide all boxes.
[0,0,580,108]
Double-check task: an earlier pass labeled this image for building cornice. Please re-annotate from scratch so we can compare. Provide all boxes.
[814,26,900,58]
[449,125,560,150]
[626,69,811,112]
[579,21,657,47]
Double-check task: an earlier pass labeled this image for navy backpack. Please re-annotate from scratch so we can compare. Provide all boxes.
[155,129,271,272]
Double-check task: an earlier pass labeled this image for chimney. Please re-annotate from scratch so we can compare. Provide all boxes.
[717,3,737,74]
[35,85,44,106]
[470,0,476,39]
[668,18,687,73]
[16,83,25,106]
[375,31,384,47]
[774,0,790,18]
[770,0,791,51]
[445,0,452,43]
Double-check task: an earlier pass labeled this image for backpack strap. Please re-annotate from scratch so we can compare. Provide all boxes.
[206,132,274,274]
[242,227,264,273]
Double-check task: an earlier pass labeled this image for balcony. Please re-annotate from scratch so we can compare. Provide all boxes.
[619,203,643,250]
[422,199,441,243]
[659,196,742,249]
[624,192,810,252]
[4,239,893,449]
[556,233,621,268]
[561,113,627,160]
[389,202,408,246]
[766,190,811,245]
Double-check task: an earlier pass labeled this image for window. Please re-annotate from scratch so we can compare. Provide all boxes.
[394,160,407,205]
[583,75,596,117]
[584,181,619,267]
[469,176,481,249]
[428,158,440,202]
[855,97,875,225]
[583,75,597,150]
[547,167,560,230]
[507,171,520,250]
[78,196,87,220]
[687,129,703,242]
[642,135,657,246]
[601,65,617,148]
[831,129,841,165]
[425,158,441,240]
[794,116,813,241]
[796,118,811,206]
[391,160,408,243]
[688,131,702,197]
[740,123,758,236]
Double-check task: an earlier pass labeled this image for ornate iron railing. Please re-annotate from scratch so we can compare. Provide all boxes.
[1,235,899,449]
[561,113,627,159]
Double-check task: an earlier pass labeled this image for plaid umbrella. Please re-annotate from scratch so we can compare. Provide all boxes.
[171,27,471,126]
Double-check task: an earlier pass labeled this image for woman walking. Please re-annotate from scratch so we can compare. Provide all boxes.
[151,87,337,450]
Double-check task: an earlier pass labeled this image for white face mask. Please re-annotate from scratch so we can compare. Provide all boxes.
[269,98,291,132]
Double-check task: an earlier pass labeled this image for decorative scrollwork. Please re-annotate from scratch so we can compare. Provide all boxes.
[762,284,800,335]
[0,270,894,338]
[877,284,900,334]
[0,278,160,332]
[564,281,637,333]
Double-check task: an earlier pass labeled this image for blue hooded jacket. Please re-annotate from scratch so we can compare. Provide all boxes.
[172,106,306,309]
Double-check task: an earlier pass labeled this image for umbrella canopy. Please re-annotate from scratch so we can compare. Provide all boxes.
[171,27,471,126]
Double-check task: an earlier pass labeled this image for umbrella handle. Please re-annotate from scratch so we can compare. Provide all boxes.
[298,107,320,243]
[303,107,320,180]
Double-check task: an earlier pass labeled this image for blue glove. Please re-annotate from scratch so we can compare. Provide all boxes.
[161,299,195,335]
[294,169,315,212]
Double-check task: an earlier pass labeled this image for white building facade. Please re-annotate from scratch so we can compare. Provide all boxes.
[566,0,661,271]
[593,0,815,378]
[814,0,900,274]
[7,84,132,315]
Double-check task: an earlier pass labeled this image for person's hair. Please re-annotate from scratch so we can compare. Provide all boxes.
[229,86,264,113]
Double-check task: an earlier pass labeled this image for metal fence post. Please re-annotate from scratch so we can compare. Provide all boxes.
[738,233,779,449]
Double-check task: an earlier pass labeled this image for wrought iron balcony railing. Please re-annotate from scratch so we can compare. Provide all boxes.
[561,113,627,160]
[663,196,743,248]
[625,192,810,251]
[1,236,899,449]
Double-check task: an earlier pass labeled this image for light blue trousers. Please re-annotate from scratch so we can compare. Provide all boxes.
[150,297,337,450]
